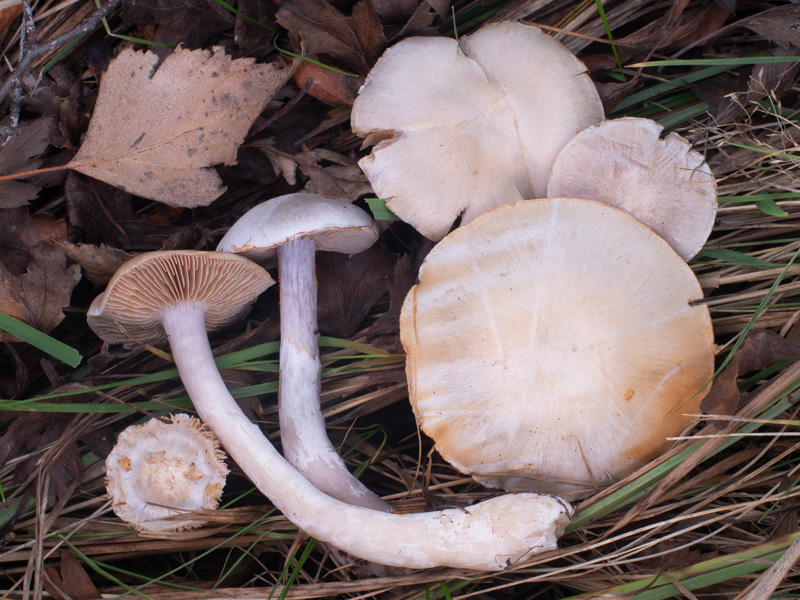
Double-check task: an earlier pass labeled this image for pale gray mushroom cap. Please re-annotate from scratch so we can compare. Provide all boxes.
[352,21,604,241]
[216,193,379,261]
[87,250,274,346]
[105,413,228,532]
[547,117,717,260]
[400,198,715,500]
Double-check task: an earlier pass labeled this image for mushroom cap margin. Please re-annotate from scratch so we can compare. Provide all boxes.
[216,193,379,262]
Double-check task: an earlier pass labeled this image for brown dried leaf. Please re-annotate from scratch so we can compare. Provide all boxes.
[740,5,800,48]
[393,0,444,39]
[748,44,800,101]
[689,72,747,124]
[68,46,288,208]
[276,0,387,74]
[617,2,730,58]
[122,0,234,49]
[44,551,101,600]
[0,214,81,340]
[294,60,363,106]
[254,142,373,200]
[54,240,133,286]
[0,115,56,208]
[701,329,800,425]
[301,159,373,201]
[317,244,396,337]
[0,411,83,503]
[64,173,194,249]
[233,0,277,50]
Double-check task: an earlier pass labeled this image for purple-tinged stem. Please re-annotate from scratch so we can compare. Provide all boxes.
[278,237,390,511]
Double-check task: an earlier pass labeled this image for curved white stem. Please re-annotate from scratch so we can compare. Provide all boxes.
[161,303,571,571]
[278,238,390,511]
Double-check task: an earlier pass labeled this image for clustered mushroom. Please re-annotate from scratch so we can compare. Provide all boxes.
[351,20,604,240]
[93,18,720,573]
[91,248,571,570]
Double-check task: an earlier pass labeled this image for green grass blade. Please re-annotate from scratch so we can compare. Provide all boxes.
[712,245,800,377]
[0,312,82,367]
[365,197,401,221]
[211,0,277,31]
[564,532,799,600]
[569,394,796,529]
[697,248,783,269]
[656,102,710,129]
[593,0,624,80]
[612,63,737,113]
[630,56,800,67]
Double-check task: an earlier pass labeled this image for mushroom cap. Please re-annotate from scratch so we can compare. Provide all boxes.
[352,21,603,241]
[400,198,715,500]
[87,250,273,346]
[216,193,380,262]
[105,413,228,532]
[546,117,718,260]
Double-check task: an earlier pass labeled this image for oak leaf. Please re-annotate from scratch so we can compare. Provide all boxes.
[67,46,289,208]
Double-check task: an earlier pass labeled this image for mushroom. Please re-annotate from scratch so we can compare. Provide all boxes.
[216,193,388,512]
[400,198,715,501]
[89,249,572,570]
[105,413,228,532]
[546,117,717,260]
[351,21,604,241]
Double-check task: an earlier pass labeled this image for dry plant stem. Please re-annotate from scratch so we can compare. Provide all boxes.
[0,0,121,105]
[278,237,389,512]
[160,302,569,570]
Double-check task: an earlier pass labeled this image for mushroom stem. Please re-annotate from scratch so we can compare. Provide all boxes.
[277,237,390,511]
[160,302,571,570]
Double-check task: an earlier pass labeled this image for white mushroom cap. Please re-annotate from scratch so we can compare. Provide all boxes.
[546,117,717,260]
[105,414,228,532]
[352,21,603,241]
[87,251,273,346]
[400,198,715,500]
[217,193,379,262]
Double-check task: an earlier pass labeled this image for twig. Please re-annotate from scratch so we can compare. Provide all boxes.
[0,0,121,106]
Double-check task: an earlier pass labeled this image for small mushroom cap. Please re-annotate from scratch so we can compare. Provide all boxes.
[216,193,380,262]
[352,21,603,241]
[400,198,715,500]
[87,250,273,346]
[546,117,717,260]
[105,413,228,532]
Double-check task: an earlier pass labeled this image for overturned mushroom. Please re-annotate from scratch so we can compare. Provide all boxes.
[217,193,388,511]
[105,413,228,532]
[89,249,571,570]
[546,117,717,260]
[352,21,603,240]
[401,198,715,501]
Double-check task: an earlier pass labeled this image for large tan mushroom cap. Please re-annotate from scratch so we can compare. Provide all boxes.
[547,117,717,260]
[87,250,273,346]
[216,193,379,262]
[400,198,715,500]
[105,414,228,532]
[352,21,603,241]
